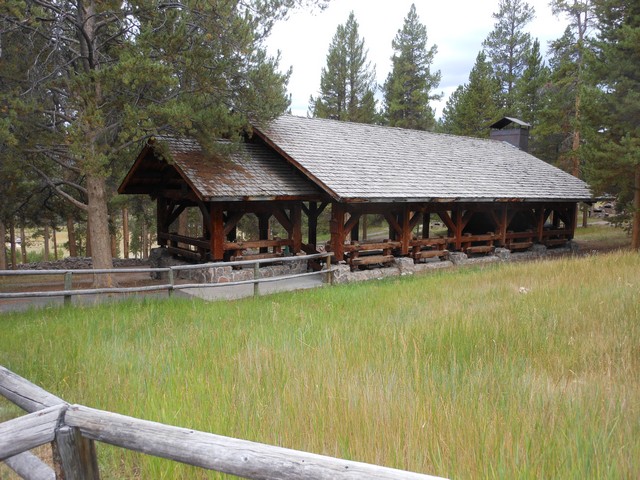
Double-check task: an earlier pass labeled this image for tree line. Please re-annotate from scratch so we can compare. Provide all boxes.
[1,0,638,277]
[309,0,639,249]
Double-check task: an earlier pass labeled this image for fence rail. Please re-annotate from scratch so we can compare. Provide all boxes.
[0,253,335,304]
[0,366,446,480]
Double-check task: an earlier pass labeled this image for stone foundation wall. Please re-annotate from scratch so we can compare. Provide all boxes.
[330,242,579,285]
[148,247,308,283]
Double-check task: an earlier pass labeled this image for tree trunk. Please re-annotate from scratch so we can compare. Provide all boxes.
[67,216,78,257]
[43,224,50,261]
[142,222,148,260]
[52,227,58,260]
[122,207,129,259]
[9,221,17,269]
[0,220,7,270]
[632,164,640,251]
[20,224,27,263]
[86,175,114,286]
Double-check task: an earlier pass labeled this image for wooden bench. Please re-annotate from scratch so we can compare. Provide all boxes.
[345,240,400,271]
[461,232,495,255]
[410,237,450,263]
[505,230,534,251]
[224,238,292,261]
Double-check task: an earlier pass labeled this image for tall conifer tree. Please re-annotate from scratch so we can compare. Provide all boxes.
[586,0,640,249]
[382,4,441,130]
[440,52,503,137]
[309,12,377,123]
[0,0,324,280]
[483,0,535,111]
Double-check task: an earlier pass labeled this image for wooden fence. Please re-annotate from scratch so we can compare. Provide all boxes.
[0,253,334,306]
[0,366,447,480]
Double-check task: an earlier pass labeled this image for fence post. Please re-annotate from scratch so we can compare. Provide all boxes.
[253,262,260,297]
[64,272,73,306]
[326,254,333,286]
[54,425,100,480]
[168,268,174,298]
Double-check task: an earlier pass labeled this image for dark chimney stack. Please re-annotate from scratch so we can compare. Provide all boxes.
[489,117,530,152]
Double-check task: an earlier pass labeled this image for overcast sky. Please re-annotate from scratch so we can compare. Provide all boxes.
[265,0,568,118]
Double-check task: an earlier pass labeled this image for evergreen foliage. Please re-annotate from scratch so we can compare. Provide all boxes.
[483,0,535,111]
[440,52,503,138]
[382,4,441,130]
[309,12,378,123]
[0,0,324,274]
[586,0,640,248]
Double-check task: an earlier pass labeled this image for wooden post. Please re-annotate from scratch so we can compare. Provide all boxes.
[350,216,359,242]
[54,426,100,480]
[156,198,167,247]
[43,224,50,261]
[258,213,270,253]
[209,204,225,261]
[329,203,345,261]
[253,262,260,297]
[291,204,302,254]
[307,203,318,247]
[400,207,411,256]
[422,211,430,239]
[0,219,6,270]
[499,205,508,247]
[325,254,332,286]
[64,272,73,306]
[454,208,463,251]
[536,207,546,243]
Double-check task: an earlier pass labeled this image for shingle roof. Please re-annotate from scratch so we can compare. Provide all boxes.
[121,137,321,201]
[254,115,593,203]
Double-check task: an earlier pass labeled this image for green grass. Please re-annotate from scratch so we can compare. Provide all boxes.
[1,251,639,479]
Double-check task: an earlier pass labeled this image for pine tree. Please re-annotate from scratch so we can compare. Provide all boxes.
[440,52,503,138]
[542,0,597,177]
[0,0,321,281]
[586,0,640,249]
[309,12,378,123]
[514,39,550,126]
[482,0,535,111]
[382,4,441,130]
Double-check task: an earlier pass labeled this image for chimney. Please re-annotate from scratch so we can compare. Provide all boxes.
[489,117,531,152]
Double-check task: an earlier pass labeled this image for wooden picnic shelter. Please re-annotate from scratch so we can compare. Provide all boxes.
[119,115,593,267]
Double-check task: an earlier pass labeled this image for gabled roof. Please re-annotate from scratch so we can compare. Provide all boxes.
[254,115,592,203]
[118,137,321,201]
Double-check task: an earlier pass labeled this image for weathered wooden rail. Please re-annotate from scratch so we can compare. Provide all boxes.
[0,366,447,480]
[0,253,335,305]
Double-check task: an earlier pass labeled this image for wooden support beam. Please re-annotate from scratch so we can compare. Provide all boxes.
[436,211,456,235]
[344,212,362,239]
[409,211,423,232]
[209,205,225,261]
[453,208,463,250]
[399,207,411,255]
[384,212,403,239]
[329,203,346,260]
[307,203,318,247]
[224,212,244,238]
[258,213,271,253]
[291,204,302,254]
[536,207,546,242]
[422,212,430,239]
[273,208,292,233]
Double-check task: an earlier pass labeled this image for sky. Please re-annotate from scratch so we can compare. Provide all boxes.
[265,0,569,118]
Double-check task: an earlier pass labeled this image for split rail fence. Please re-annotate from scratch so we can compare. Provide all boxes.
[0,253,334,306]
[0,366,446,480]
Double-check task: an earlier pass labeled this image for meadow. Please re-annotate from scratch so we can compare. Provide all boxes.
[1,250,639,479]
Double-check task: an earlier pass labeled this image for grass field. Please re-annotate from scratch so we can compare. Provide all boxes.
[1,250,639,479]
